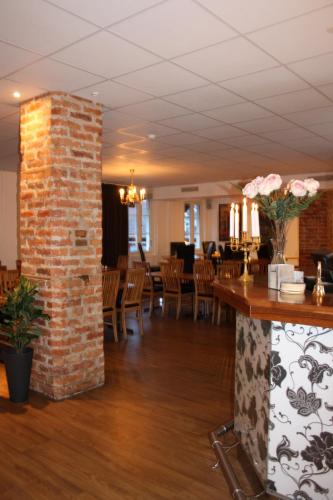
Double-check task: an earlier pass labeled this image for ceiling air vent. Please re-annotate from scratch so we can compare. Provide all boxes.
[181,186,199,192]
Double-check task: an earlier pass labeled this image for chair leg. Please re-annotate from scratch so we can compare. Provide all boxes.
[176,294,181,320]
[194,296,198,321]
[212,298,216,325]
[149,292,153,318]
[162,294,166,317]
[121,310,127,339]
[217,301,221,326]
[138,306,144,336]
[113,311,118,343]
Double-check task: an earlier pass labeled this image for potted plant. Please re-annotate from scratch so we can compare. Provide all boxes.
[0,276,49,403]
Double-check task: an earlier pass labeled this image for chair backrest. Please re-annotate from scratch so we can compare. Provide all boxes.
[161,260,183,293]
[117,255,128,270]
[218,244,224,261]
[133,261,152,290]
[138,242,146,263]
[249,259,269,275]
[170,241,186,257]
[176,243,195,273]
[202,241,216,258]
[102,270,120,309]
[0,269,19,292]
[217,261,242,280]
[193,260,215,295]
[122,268,145,306]
[206,241,216,260]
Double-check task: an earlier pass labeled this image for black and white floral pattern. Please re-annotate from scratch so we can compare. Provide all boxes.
[235,313,333,499]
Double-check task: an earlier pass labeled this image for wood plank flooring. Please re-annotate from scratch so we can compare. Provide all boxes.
[0,312,271,499]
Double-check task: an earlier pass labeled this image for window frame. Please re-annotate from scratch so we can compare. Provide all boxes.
[128,200,151,253]
[183,200,201,250]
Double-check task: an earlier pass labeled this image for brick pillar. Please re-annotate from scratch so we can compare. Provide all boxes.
[19,92,104,400]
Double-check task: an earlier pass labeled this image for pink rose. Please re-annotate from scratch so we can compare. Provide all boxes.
[242,180,258,198]
[290,179,307,197]
[304,178,320,196]
[258,173,282,196]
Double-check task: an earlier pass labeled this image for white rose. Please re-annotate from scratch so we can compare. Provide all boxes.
[258,174,282,196]
[290,179,307,197]
[242,180,258,198]
[304,178,320,196]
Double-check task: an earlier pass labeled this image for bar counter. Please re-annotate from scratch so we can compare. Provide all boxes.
[212,279,333,500]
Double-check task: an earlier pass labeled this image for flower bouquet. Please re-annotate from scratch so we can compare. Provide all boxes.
[242,174,320,263]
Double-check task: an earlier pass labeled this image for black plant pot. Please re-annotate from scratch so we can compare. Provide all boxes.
[3,347,33,403]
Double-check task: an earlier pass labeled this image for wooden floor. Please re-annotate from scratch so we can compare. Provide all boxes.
[0,311,271,499]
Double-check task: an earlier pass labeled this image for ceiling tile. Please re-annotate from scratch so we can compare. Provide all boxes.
[0,137,19,158]
[120,122,178,138]
[174,38,277,82]
[305,122,333,140]
[157,113,221,132]
[183,140,231,153]
[290,136,333,160]
[204,102,272,123]
[222,134,272,147]
[164,84,244,111]
[109,0,236,58]
[10,59,103,92]
[0,79,45,105]
[114,62,207,96]
[102,109,142,130]
[257,88,332,114]
[195,124,246,140]
[196,0,332,33]
[220,66,309,100]
[261,127,317,144]
[0,103,18,119]
[319,83,333,99]
[249,6,333,63]
[0,0,97,55]
[73,80,152,108]
[159,133,210,146]
[0,42,41,79]
[48,0,162,27]
[237,116,296,134]
[0,117,19,140]
[119,99,188,121]
[285,106,333,126]
[288,53,333,86]
[52,31,161,79]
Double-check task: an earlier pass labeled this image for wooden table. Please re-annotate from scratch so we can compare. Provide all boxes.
[210,279,333,500]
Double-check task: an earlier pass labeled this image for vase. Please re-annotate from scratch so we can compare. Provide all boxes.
[270,220,287,264]
[3,347,33,403]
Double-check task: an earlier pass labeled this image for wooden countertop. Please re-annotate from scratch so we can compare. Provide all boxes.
[213,278,333,328]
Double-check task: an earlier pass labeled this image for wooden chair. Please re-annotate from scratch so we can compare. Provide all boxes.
[117,254,128,280]
[117,268,145,338]
[102,270,120,343]
[249,259,269,275]
[193,260,215,322]
[216,261,242,325]
[0,269,19,292]
[161,259,193,320]
[133,261,163,317]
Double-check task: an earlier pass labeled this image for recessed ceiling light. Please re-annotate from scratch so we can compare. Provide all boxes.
[13,91,21,99]
[91,91,99,96]
[147,133,156,140]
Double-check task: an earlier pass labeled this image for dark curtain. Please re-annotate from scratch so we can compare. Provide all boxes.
[102,183,128,267]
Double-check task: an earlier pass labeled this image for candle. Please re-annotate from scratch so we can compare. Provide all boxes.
[251,203,255,237]
[235,204,239,239]
[256,203,260,238]
[230,203,235,238]
[252,203,260,238]
[242,197,247,233]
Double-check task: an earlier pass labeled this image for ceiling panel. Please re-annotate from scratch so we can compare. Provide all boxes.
[9,59,103,92]
[237,116,296,134]
[158,132,211,146]
[119,99,189,121]
[102,109,143,130]
[285,106,333,126]
[196,0,332,33]
[74,80,152,108]
[222,134,272,147]
[220,66,309,100]
[0,137,19,158]
[249,6,333,63]
[157,113,221,131]
[47,0,162,27]
[0,0,97,55]
[115,62,207,96]
[109,0,236,58]
[52,31,161,79]
[164,84,244,111]
[0,116,19,140]
[256,88,332,114]
[288,53,333,86]
[319,83,333,99]
[195,124,246,140]
[305,122,333,140]
[0,42,41,79]
[261,127,318,144]
[204,102,273,123]
[0,79,47,105]
[174,37,277,82]
[0,103,18,120]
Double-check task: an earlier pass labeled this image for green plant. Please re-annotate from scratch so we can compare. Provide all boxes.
[0,276,50,353]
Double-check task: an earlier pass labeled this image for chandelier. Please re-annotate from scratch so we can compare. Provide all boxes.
[119,169,146,207]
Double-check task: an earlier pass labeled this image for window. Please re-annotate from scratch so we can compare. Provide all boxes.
[184,202,201,249]
[128,200,151,253]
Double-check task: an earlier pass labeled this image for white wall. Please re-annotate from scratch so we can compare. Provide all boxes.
[0,170,18,268]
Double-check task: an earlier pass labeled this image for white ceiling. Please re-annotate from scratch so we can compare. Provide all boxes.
[0,0,333,186]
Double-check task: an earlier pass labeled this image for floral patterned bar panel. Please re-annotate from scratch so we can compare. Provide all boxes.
[234,312,333,500]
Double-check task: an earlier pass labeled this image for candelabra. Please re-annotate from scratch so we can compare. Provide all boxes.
[230,233,261,283]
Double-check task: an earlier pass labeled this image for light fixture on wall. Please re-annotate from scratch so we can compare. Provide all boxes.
[119,169,146,207]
